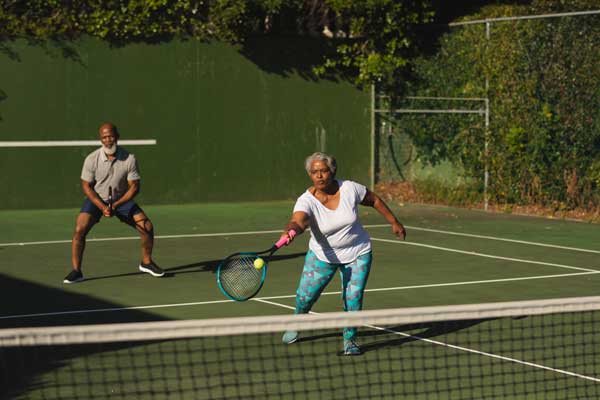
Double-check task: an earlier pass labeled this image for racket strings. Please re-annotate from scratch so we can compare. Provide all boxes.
[219,255,263,299]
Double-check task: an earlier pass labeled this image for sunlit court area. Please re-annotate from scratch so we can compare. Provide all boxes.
[2,2,600,399]
[3,203,600,398]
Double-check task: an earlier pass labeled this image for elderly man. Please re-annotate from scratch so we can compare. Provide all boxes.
[64,123,164,283]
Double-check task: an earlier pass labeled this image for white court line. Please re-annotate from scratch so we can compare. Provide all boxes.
[371,237,599,273]
[0,299,233,320]
[253,298,600,383]
[3,271,598,321]
[253,299,296,311]
[257,271,600,301]
[0,140,157,147]
[0,229,283,247]
[3,224,600,255]
[368,224,600,254]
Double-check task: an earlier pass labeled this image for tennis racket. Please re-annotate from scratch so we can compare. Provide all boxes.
[217,230,297,301]
[108,186,113,216]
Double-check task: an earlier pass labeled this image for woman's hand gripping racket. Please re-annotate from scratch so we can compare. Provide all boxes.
[217,230,297,301]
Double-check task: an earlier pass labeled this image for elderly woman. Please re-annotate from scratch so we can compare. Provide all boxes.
[279,152,406,355]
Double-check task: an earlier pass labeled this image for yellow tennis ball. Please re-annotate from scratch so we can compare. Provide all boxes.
[253,258,265,269]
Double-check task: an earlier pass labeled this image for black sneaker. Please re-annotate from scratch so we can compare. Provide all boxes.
[63,269,84,284]
[139,262,165,277]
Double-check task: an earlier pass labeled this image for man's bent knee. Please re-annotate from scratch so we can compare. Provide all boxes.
[74,214,96,239]
[134,216,154,236]
[73,223,91,240]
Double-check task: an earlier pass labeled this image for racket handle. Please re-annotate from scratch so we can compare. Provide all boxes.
[275,229,297,248]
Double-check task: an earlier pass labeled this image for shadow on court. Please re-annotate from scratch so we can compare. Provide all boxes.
[79,252,307,282]
[0,274,172,400]
[359,319,490,353]
[166,252,307,274]
[0,274,170,330]
[297,318,490,354]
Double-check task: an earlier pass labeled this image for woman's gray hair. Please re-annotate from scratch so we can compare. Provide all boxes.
[304,152,337,175]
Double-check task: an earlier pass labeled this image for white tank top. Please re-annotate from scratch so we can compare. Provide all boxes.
[293,179,371,264]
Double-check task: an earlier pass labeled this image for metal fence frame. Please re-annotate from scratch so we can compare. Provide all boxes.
[371,9,600,211]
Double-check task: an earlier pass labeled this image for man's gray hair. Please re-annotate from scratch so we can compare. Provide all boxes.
[304,152,337,175]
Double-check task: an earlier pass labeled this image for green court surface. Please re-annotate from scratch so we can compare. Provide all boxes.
[2,202,600,399]
[2,201,600,328]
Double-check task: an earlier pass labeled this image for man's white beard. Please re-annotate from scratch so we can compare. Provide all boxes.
[103,144,117,155]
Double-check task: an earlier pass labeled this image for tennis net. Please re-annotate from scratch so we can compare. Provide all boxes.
[1,296,599,399]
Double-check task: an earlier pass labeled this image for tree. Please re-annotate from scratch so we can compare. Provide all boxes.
[314,1,435,91]
[403,1,600,207]
[0,0,434,90]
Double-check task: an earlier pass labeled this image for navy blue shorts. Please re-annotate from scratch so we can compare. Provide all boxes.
[80,198,144,226]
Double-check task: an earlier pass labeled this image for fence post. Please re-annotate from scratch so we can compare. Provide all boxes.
[370,83,376,191]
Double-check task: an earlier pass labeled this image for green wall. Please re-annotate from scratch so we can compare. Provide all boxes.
[0,38,370,209]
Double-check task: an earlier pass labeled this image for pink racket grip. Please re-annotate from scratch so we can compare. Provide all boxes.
[275,229,297,249]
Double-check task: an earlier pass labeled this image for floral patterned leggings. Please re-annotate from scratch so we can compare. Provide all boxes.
[293,250,373,340]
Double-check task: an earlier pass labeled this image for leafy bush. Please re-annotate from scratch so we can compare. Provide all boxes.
[400,1,600,209]
[413,178,482,206]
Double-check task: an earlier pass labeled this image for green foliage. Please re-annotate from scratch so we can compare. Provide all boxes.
[0,1,254,43]
[318,0,434,90]
[0,0,433,90]
[400,2,600,209]
[413,177,482,207]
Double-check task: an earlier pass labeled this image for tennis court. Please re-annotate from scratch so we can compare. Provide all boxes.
[2,202,600,398]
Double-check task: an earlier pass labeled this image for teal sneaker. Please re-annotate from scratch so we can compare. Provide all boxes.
[344,338,362,356]
[282,330,299,344]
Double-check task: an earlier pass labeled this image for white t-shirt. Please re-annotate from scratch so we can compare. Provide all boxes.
[293,179,371,264]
